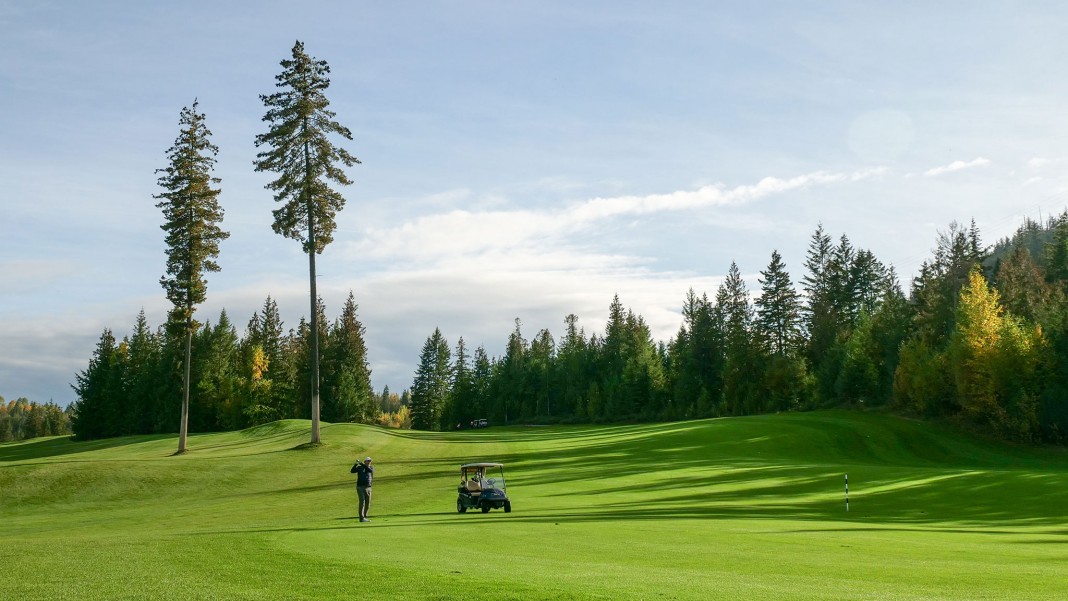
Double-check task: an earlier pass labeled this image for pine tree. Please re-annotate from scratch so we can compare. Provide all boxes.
[718,262,756,414]
[801,225,839,382]
[499,319,528,423]
[600,296,629,417]
[558,314,589,418]
[71,329,119,440]
[529,329,556,418]
[755,250,801,356]
[447,337,476,428]
[191,310,241,432]
[472,345,492,421]
[254,40,360,445]
[154,101,228,454]
[410,328,452,430]
[126,309,162,434]
[325,292,375,423]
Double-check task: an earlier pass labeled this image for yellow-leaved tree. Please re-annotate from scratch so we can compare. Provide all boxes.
[950,267,1044,438]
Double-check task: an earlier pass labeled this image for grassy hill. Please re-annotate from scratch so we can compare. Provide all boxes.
[2,411,1066,600]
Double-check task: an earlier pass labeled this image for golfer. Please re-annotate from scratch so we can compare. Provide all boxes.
[351,456,374,522]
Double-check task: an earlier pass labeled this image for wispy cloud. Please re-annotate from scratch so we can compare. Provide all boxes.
[346,168,886,265]
[924,157,991,177]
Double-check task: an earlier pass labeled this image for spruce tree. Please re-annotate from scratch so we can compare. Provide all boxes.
[529,329,556,418]
[254,41,360,445]
[410,328,452,430]
[447,337,476,428]
[472,345,492,420]
[325,292,375,423]
[500,319,528,424]
[155,101,228,454]
[126,309,161,434]
[71,329,119,440]
[718,262,756,414]
[558,314,589,417]
[755,250,801,356]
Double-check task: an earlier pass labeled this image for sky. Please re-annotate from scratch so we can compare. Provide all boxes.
[3,1,1068,406]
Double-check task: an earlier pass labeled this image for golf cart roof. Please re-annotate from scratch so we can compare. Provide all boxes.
[460,462,503,469]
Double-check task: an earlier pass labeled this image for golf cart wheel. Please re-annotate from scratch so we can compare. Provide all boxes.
[481,503,491,513]
[457,498,466,513]
[504,501,511,513]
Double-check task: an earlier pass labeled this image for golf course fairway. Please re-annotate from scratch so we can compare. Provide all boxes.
[2,411,1066,600]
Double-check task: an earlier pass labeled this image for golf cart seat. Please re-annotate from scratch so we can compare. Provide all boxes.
[466,479,482,495]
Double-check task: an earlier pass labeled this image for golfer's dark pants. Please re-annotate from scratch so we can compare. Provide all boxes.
[357,486,372,518]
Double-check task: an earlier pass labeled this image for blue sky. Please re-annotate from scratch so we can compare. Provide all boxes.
[3,1,1068,405]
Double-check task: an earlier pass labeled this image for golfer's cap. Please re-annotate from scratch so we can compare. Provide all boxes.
[364,457,372,462]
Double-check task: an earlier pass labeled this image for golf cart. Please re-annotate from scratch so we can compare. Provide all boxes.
[456,463,512,514]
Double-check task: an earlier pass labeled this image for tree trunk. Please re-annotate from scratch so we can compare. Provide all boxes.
[177,324,191,454]
[303,118,321,446]
[308,201,321,445]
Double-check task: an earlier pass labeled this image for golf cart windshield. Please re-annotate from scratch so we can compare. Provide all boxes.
[482,470,506,493]
[462,464,507,493]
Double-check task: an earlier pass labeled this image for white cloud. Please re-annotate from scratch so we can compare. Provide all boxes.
[923,157,991,177]
[345,168,885,266]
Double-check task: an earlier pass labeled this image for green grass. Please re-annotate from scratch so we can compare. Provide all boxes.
[2,411,1067,600]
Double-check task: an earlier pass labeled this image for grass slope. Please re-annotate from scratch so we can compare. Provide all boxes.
[2,411,1066,600]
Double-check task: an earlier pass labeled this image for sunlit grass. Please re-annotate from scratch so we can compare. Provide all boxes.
[2,411,1066,600]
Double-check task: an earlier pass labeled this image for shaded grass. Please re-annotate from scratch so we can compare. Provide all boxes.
[2,411,1067,600]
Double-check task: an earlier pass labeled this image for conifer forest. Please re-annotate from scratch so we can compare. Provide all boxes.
[70,216,1068,445]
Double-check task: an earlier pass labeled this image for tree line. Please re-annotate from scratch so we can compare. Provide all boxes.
[0,396,72,442]
[70,294,376,440]
[409,218,1068,443]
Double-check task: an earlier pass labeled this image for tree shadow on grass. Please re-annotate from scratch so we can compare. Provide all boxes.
[0,422,321,464]
[0,434,173,463]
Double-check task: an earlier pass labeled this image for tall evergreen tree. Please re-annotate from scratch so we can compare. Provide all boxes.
[155,101,228,454]
[801,225,837,375]
[827,234,858,328]
[499,319,528,423]
[188,311,241,432]
[753,252,808,412]
[324,292,375,423]
[529,329,556,418]
[471,345,493,421]
[71,329,119,440]
[410,328,452,430]
[755,250,801,355]
[446,337,476,428]
[126,309,161,434]
[718,262,757,414]
[254,40,360,445]
[558,314,590,417]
